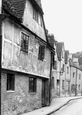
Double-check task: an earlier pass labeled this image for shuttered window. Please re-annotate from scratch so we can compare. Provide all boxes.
[38,45,45,61]
[21,32,29,53]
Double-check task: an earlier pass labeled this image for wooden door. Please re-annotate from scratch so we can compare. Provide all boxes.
[42,80,46,107]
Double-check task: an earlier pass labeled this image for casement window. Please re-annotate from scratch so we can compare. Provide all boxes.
[29,77,36,93]
[21,32,29,53]
[38,45,45,61]
[7,73,15,91]
[33,8,38,23]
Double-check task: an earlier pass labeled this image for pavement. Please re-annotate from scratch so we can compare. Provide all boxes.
[21,96,82,115]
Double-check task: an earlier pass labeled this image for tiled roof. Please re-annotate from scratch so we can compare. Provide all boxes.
[3,0,43,21]
[3,0,26,21]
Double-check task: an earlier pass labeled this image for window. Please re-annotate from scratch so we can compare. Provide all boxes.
[39,16,43,27]
[57,80,60,86]
[53,61,57,70]
[7,73,15,91]
[73,72,75,78]
[38,45,45,61]
[61,64,64,72]
[67,67,69,74]
[71,84,75,92]
[21,32,29,53]
[33,8,38,23]
[29,77,36,93]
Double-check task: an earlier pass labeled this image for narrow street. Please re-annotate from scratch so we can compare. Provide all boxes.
[50,99,82,115]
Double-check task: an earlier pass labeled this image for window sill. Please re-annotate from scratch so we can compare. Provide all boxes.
[7,90,15,93]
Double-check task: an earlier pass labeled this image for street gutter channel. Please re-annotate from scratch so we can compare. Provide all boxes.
[47,97,82,115]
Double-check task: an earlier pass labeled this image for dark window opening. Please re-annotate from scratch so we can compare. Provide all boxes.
[73,72,75,78]
[67,67,69,74]
[7,73,15,91]
[29,77,36,93]
[38,45,45,61]
[21,32,29,53]
[33,8,38,23]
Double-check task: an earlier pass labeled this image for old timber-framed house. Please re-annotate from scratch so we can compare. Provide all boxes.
[0,0,53,114]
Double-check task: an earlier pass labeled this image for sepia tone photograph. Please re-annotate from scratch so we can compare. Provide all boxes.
[0,0,82,115]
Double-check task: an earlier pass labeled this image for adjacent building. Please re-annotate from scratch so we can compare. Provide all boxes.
[70,63,82,96]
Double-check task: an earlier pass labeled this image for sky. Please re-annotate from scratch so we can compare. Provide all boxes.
[41,0,82,53]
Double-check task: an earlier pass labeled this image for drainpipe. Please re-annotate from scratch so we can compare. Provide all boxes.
[75,68,77,96]
[59,60,61,97]
[65,64,66,97]
[49,52,53,105]
[70,65,71,96]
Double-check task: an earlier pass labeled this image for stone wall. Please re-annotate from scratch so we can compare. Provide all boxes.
[1,71,43,115]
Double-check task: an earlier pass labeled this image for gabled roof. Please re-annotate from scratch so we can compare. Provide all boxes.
[3,0,43,21]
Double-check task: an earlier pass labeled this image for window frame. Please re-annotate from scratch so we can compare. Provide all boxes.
[33,8,38,23]
[29,77,37,93]
[7,73,15,91]
[38,44,45,61]
[21,32,29,53]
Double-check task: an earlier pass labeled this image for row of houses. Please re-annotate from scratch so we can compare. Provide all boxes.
[0,0,82,115]
[51,41,82,99]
